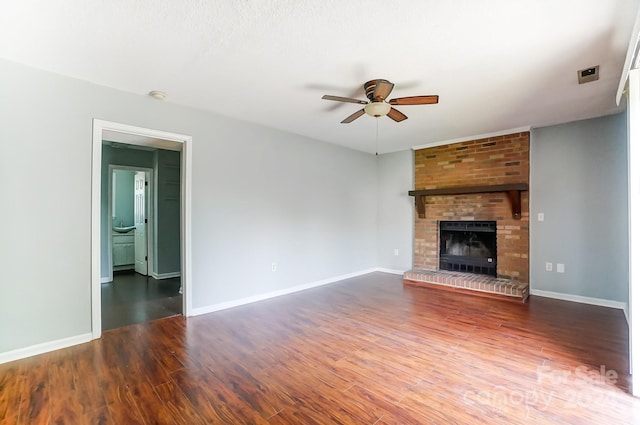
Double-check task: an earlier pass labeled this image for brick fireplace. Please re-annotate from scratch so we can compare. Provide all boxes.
[404,132,530,301]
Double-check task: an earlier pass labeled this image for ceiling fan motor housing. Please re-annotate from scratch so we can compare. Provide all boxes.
[364,79,393,116]
[364,79,391,101]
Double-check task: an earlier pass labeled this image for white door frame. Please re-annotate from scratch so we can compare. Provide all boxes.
[91,119,193,339]
[107,165,154,282]
[629,69,640,396]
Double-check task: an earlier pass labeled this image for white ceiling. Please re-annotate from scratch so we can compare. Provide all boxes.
[1,0,638,154]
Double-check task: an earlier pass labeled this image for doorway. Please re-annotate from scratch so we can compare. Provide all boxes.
[108,166,153,281]
[91,120,193,339]
[102,163,183,331]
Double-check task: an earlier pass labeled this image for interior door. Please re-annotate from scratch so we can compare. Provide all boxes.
[134,171,148,275]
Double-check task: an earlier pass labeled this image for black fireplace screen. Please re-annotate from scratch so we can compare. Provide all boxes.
[439,221,497,276]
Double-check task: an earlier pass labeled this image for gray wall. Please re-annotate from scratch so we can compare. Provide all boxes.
[191,122,377,305]
[376,150,414,272]
[0,58,377,354]
[530,113,629,302]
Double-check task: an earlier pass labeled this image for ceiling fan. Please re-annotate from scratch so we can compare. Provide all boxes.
[322,79,439,123]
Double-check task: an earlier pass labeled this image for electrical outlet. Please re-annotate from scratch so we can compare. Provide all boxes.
[557,263,565,273]
[394,248,399,256]
[545,262,553,272]
[271,262,277,272]
[538,213,545,222]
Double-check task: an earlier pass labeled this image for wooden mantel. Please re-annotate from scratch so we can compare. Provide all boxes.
[408,183,529,220]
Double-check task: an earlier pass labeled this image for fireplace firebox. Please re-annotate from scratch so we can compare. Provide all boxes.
[439,221,497,276]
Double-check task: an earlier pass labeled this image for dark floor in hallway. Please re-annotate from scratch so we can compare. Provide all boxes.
[101,271,182,331]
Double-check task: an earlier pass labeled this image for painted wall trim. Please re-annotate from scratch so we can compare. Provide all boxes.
[616,5,640,105]
[625,305,630,326]
[530,289,628,321]
[152,271,181,280]
[190,268,379,316]
[0,333,92,365]
[412,126,531,151]
[375,267,406,275]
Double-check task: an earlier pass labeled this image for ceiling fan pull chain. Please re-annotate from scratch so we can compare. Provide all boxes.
[376,119,379,156]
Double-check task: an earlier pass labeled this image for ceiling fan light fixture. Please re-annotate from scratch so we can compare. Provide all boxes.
[364,102,391,117]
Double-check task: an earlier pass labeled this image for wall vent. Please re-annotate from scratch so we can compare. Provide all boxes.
[578,65,599,84]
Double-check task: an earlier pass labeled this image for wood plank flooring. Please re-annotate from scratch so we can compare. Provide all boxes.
[2,272,639,424]
[101,272,182,331]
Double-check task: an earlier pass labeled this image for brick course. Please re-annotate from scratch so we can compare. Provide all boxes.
[413,132,530,282]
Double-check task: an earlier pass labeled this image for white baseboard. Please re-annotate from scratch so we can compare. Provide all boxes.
[530,289,628,322]
[104,272,181,281]
[624,305,630,326]
[152,271,181,280]
[0,333,92,365]
[113,265,134,272]
[374,267,406,275]
[190,268,378,317]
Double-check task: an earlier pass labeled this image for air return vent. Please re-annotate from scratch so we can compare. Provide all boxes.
[577,65,599,84]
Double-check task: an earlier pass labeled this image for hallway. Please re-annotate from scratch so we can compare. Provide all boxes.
[101,272,182,331]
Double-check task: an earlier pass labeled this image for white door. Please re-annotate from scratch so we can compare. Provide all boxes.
[134,172,148,275]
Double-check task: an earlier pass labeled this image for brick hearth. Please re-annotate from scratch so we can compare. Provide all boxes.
[405,132,530,300]
[404,269,529,303]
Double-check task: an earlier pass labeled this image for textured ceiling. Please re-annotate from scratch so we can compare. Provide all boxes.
[1,0,638,153]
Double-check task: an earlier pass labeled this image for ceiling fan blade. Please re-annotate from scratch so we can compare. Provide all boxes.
[373,80,394,100]
[324,86,365,111]
[341,109,365,123]
[387,107,408,122]
[389,95,439,106]
[322,95,368,105]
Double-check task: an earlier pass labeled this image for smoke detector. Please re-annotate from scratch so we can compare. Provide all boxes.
[577,66,599,84]
[148,90,167,100]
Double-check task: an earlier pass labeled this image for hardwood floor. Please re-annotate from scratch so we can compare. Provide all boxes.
[2,272,639,424]
[101,271,182,331]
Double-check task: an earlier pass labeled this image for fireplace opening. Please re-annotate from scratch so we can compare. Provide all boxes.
[439,221,497,276]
